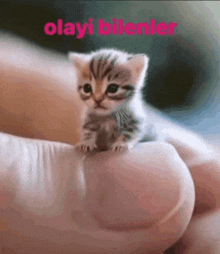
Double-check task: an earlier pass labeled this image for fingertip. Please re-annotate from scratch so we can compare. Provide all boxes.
[83,143,194,232]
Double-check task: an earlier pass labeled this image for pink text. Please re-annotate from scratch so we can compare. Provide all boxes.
[98,18,177,36]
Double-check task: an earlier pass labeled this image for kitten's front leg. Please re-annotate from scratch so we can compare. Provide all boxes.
[111,133,139,152]
[77,129,97,153]
[111,134,128,152]
[111,126,140,152]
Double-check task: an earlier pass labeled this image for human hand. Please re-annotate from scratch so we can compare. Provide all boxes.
[2,34,218,254]
[0,131,195,254]
[159,119,220,253]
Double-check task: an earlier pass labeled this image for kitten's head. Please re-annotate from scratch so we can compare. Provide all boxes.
[69,49,149,115]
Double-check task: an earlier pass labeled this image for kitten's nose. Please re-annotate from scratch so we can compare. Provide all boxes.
[94,99,103,107]
[95,99,103,104]
[94,97,103,105]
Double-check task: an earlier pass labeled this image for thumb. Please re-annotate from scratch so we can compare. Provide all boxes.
[83,142,194,231]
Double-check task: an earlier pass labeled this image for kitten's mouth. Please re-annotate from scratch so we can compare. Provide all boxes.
[94,105,107,109]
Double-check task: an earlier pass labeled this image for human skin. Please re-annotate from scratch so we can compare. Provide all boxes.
[0,34,219,253]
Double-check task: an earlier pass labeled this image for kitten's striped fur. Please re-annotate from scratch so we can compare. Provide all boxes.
[69,49,149,152]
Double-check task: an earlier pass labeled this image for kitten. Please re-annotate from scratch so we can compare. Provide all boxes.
[69,48,152,153]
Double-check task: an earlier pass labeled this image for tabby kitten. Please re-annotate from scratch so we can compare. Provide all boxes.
[69,48,149,152]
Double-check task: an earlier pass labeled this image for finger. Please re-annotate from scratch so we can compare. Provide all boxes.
[0,35,83,145]
[82,142,195,253]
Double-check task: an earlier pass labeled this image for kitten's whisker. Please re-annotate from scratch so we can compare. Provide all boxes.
[115,111,120,129]
[118,110,124,129]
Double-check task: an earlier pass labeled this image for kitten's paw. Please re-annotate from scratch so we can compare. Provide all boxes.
[111,141,129,152]
[76,141,97,153]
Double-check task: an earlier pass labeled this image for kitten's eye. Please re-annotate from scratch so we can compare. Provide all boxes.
[83,84,92,93]
[107,84,119,93]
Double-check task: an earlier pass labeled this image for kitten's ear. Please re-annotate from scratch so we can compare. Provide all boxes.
[126,54,149,79]
[68,52,88,70]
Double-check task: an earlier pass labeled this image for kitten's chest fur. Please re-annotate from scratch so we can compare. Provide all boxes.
[82,109,140,151]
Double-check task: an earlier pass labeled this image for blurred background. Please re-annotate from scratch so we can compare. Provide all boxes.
[1,0,220,143]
